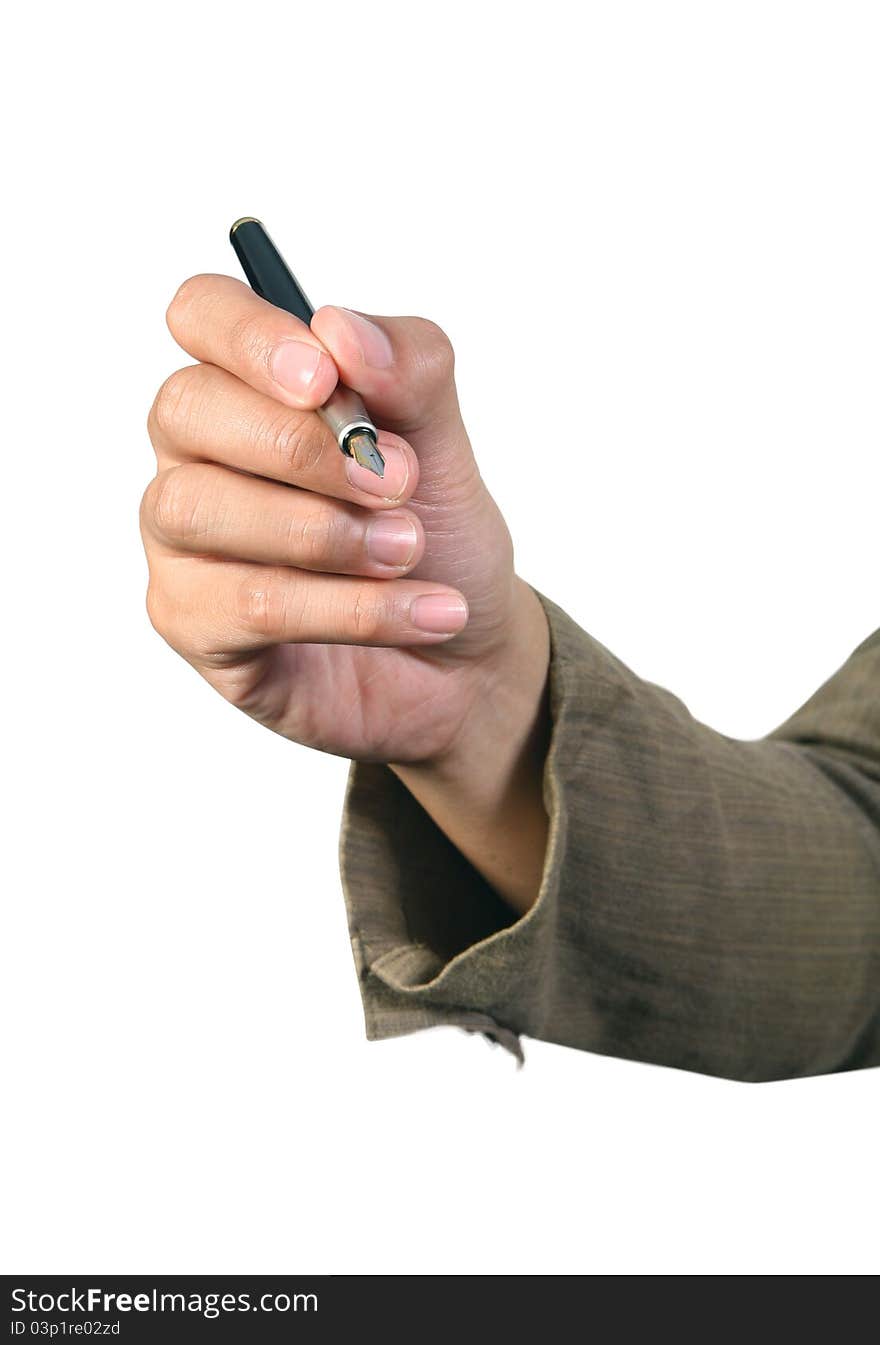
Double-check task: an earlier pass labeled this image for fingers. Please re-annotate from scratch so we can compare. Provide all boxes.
[166,273,339,412]
[146,559,469,663]
[141,463,425,576]
[148,362,418,508]
[309,307,479,489]
[162,275,478,502]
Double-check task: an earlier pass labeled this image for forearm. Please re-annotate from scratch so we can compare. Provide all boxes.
[389,578,552,917]
[341,594,880,1079]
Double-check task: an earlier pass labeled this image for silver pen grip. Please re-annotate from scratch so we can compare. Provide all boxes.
[318,385,377,455]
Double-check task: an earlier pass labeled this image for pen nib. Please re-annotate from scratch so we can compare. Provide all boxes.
[347,431,385,478]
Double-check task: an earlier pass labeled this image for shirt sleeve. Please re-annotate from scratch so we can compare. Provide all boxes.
[337,589,880,1082]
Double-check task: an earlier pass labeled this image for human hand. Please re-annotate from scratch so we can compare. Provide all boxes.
[141,275,547,769]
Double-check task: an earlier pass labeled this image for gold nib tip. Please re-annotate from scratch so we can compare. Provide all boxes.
[348,432,385,478]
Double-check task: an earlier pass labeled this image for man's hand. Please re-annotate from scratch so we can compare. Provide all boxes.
[141,275,551,910]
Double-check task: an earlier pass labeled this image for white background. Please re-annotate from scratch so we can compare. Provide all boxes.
[2,1,877,1275]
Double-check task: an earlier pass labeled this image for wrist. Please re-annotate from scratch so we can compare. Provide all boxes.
[400,577,549,782]
[389,578,551,914]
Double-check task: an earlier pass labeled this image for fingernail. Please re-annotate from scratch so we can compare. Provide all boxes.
[271,340,327,397]
[365,516,418,567]
[410,594,469,635]
[340,309,394,369]
[346,444,409,500]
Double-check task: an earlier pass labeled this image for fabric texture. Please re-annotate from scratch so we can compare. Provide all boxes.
[338,589,880,1082]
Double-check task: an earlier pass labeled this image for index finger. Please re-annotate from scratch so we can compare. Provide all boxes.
[165,273,339,411]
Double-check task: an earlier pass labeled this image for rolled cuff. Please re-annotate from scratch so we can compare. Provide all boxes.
[337,589,880,1080]
[337,589,581,1063]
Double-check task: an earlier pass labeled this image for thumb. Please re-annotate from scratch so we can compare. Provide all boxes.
[309,307,477,485]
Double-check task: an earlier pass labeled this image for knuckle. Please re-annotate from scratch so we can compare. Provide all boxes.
[229,309,273,378]
[149,465,208,544]
[412,317,455,383]
[143,564,212,664]
[234,570,299,639]
[262,409,324,477]
[349,584,390,641]
[145,581,170,639]
[151,365,201,439]
[288,504,343,565]
[139,477,160,541]
[165,273,208,337]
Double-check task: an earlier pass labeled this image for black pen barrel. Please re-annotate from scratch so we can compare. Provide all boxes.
[229,217,314,325]
[228,216,385,478]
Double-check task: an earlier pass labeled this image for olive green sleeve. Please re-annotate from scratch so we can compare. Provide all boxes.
[337,590,880,1081]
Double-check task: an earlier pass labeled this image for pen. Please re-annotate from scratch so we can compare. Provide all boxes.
[229,217,385,479]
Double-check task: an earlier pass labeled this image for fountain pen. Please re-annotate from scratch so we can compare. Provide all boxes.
[229,217,385,478]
